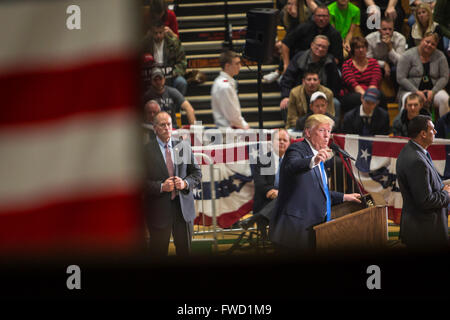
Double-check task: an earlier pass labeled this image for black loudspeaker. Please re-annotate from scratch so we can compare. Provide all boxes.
[244,8,279,64]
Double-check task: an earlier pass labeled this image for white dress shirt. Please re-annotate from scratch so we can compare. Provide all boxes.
[211,71,248,129]
[366,30,406,68]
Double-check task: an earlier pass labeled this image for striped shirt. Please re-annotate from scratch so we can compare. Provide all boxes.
[342,58,382,92]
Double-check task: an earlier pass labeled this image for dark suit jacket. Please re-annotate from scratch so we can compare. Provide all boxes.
[144,137,201,229]
[342,106,390,136]
[396,140,449,248]
[253,152,277,215]
[269,140,344,250]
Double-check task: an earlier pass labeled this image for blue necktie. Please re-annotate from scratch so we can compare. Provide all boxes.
[274,157,282,189]
[320,162,331,221]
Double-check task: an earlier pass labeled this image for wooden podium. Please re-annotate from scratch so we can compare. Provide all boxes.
[313,205,389,250]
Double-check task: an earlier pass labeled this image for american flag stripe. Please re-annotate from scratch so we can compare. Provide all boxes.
[0,193,142,254]
[0,0,142,253]
[0,0,137,74]
[0,110,142,212]
[0,58,138,127]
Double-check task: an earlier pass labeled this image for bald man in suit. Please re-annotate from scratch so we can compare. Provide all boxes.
[396,115,450,249]
[144,111,201,256]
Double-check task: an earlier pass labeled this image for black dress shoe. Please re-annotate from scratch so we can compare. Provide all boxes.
[238,215,260,230]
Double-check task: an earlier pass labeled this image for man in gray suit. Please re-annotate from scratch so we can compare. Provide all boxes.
[144,111,201,256]
[396,115,450,249]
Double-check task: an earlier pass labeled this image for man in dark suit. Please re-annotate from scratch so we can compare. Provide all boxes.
[244,129,291,237]
[396,115,450,249]
[269,114,361,251]
[144,111,201,256]
[342,87,390,136]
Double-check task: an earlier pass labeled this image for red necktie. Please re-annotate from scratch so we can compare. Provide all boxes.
[165,144,176,200]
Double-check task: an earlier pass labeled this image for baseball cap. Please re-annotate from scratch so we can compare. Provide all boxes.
[310,91,328,103]
[151,67,164,80]
[363,88,381,102]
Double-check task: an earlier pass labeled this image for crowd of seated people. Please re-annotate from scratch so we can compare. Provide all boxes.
[139,0,450,140]
[275,0,449,138]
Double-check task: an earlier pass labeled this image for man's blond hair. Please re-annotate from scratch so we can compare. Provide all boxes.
[304,114,334,130]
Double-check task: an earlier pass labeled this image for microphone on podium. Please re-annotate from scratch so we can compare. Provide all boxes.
[329,142,356,161]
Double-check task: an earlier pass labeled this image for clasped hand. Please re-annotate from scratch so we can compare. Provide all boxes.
[162,176,186,192]
[443,184,450,197]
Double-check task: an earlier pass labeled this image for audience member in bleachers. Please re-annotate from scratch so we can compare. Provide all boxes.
[143,68,196,128]
[211,51,249,130]
[435,111,450,139]
[148,0,179,38]
[397,31,449,117]
[408,1,436,27]
[264,0,312,83]
[407,3,446,54]
[433,0,450,62]
[281,5,343,72]
[366,16,406,85]
[286,70,335,129]
[142,20,188,95]
[341,36,383,114]
[327,0,360,59]
[143,100,161,143]
[144,100,161,124]
[360,0,405,36]
[280,35,341,121]
[392,93,431,136]
[342,87,390,135]
[433,0,450,39]
[295,91,337,131]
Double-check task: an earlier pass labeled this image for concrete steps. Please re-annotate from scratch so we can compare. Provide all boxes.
[176,0,273,16]
[176,0,283,129]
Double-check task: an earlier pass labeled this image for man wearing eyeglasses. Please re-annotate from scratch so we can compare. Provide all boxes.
[280,36,342,122]
[280,5,343,72]
[144,111,201,256]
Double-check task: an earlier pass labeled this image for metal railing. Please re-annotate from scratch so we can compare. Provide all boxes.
[193,152,219,253]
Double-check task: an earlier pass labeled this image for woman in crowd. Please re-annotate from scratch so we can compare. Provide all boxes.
[149,0,179,38]
[407,3,445,52]
[408,1,436,27]
[397,32,449,118]
[341,36,382,113]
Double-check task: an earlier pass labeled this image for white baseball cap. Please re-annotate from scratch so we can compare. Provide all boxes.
[310,91,328,103]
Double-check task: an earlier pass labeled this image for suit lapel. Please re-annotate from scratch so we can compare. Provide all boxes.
[151,138,170,177]
[421,152,443,188]
[302,140,327,197]
[409,141,443,186]
[172,139,183,177]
